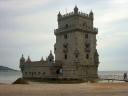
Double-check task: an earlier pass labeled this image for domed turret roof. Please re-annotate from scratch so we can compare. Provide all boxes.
[20,54,25,62]
[40,56,44,61]
[89,10,93,16]
[26,56,31,63]
[48,50,54,59]
[74,5,78,13]
[58,11,61,16]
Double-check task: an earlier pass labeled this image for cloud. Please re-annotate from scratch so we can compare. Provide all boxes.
[0,0,128,70]
[0,0,55,9]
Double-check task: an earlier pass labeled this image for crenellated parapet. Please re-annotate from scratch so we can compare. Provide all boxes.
[19,50,54,66]
[58,6,93,21]
[56,6,96,35]
[19,6,99,81]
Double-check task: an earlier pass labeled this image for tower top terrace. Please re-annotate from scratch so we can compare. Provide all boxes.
[58,6,94,20]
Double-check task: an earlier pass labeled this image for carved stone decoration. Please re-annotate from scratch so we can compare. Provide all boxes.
[20,6,99,81]
[63,43,68,53]
[74,49,79,57]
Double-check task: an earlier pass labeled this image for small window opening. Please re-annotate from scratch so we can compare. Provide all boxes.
[85,34,88,38]
[63,44,68,48]
[65,54,67,60]
[83,23,85,26]
[38,72,41,75]
[85,43,90,48]
[64,34,67,39]
[65,24,68,28]
[83,23,86,26]
[86,54,89,59]
[75,54,78,58]
[43,72,46,75]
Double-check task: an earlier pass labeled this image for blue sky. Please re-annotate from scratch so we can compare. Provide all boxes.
[0,0,128,71]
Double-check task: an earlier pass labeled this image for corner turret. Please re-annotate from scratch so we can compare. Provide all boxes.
[89,10,94,19]
[20,54,25,64]
[74,6,78,14]
[40,56,44,62]
[58,11,62,21]
[26,56,31,63]
[48,50,54,63]
[20,54,25,72]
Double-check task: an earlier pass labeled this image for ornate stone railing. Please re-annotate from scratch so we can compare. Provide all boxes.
[59,11,90,19]
[54,27,98,34]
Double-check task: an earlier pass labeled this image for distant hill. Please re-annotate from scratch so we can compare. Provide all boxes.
[0,66,18,72]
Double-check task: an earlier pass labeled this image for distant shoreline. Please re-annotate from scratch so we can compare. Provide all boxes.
[0,66,20,72]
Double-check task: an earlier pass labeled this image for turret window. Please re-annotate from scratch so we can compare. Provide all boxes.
[74,49,79,58]
[64,34,67,39]
[86,54,89,59]
[64,54,67,60]
[65,24,68,28]
[83,23,86,26]
[43,72,46,75]
[85,43,90,48]
[85,34,88,38]
[63,43,68,53]
[38,72,41,75]
[75,54,78,58]
[63,43,68,48]
[25,72,27,75]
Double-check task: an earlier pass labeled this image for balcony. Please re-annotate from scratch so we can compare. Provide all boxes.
[54,26,98,34]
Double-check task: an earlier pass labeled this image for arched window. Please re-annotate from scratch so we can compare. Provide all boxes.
[83,23,86,26]
[38,72,41,75]
[43,72,46,75]
[85,34,88,38]
[85,43,90,48]
[75,54,78,58]
[65,54,67,59]
[65,24,68,28]
[86,54,89,59]
[64,34,67,39]
[63,43,68,48]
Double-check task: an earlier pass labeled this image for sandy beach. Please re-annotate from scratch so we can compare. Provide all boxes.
[0,83,128,96]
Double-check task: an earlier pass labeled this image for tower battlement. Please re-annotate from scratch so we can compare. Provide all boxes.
[55,6,97,35]
[20,6,99,81]
[58,6,93,21]
[58,11,92,20]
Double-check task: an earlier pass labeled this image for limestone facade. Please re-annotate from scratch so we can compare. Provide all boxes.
[20,6,99,81]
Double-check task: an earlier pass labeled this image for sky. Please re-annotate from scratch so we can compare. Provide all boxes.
[0,0,128,71]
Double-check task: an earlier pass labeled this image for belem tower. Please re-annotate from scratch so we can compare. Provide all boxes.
[20,6,99,81]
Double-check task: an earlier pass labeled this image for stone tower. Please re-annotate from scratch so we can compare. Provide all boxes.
[54,6,99,81]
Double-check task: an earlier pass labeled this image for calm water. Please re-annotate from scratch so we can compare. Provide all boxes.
[0,71,22,84]
[99,71,128,80]
[0,71,128,84]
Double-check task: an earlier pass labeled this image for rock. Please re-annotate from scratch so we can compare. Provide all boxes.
[12,78,28,84]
